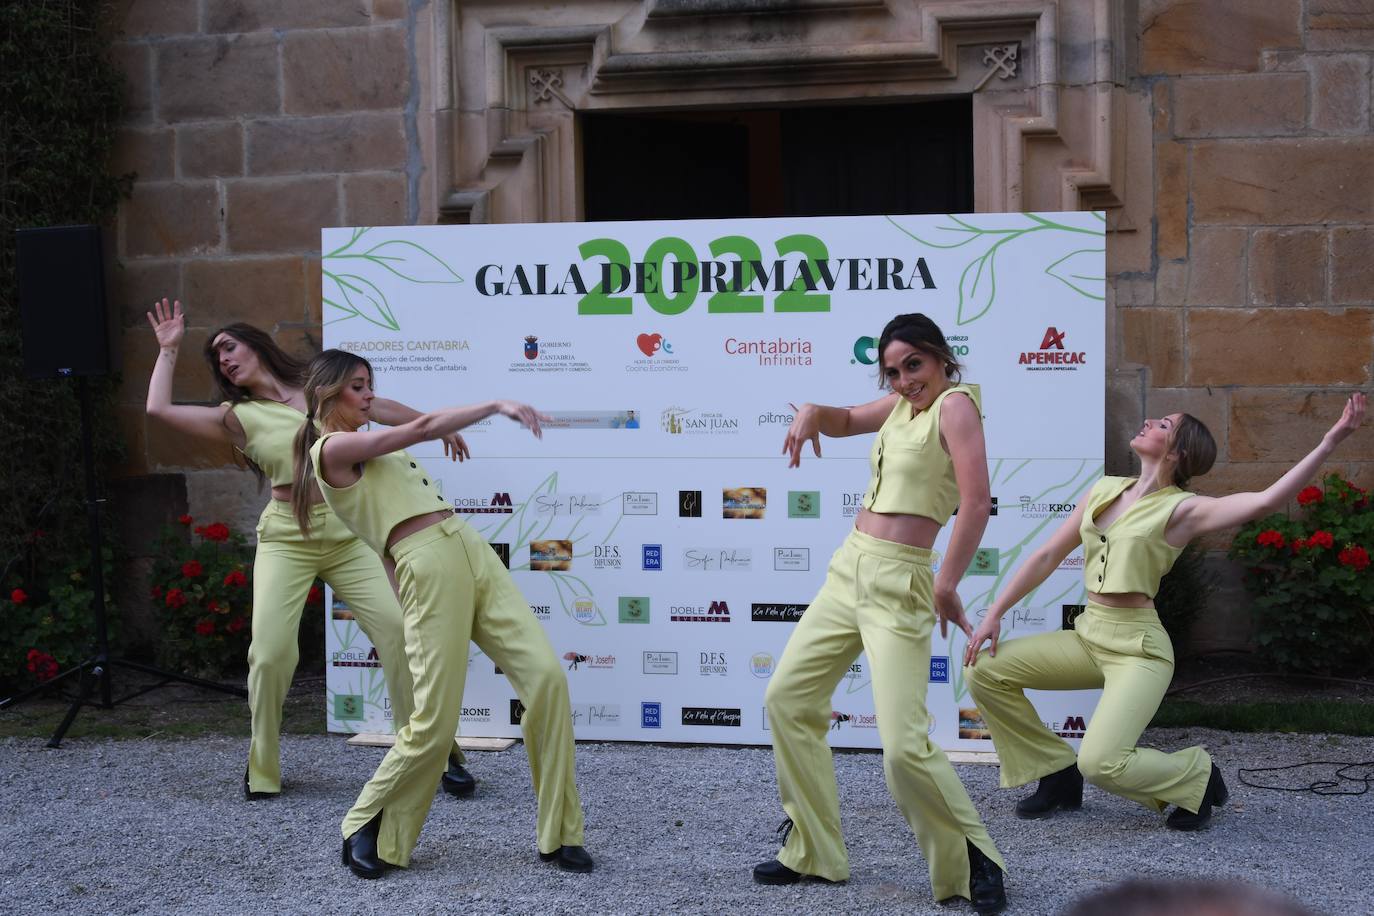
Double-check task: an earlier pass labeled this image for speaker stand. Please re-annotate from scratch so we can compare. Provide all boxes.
[0,377,246,747]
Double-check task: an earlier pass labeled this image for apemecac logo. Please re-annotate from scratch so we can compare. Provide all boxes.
[681,707,742,727]
[1019,326,1085,371]
[678,490,702,517]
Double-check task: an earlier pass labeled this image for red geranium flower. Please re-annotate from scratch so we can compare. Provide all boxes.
[226,616,247,634]
[194,619,215,637]
[181,560,203,578]
[223,569,247,588]
[1291,538,1308,553]
[195,522,231,543]
[1309,530,1335,550]
[26,649,58,681]
[1297,486,1324,506]
[1339,546,1370,571]
[177,514,193,526]
[150,585,164,600]
[1255,529,1286,549]
[165,587,187,609]
[10,588,28,605]
[307,585,323,604]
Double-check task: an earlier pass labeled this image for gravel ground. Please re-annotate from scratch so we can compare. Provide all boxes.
[0,729,1367,915]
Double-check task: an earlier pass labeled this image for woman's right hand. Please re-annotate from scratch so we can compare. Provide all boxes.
[495,400,549,439]
[963,613,1002,668]
[1323,392,1367,447]
[147,298,185,350]
[782,402,822,468]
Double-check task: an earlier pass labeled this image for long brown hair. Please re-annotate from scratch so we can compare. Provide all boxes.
[205,324,310,484]
[203,323,308,404]
[876,312,966,388]
[291,349,373,535]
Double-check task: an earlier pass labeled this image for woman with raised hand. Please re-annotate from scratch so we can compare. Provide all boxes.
[293,349,589,880]
[964,394,1366,831]
[757,313,1007,914]
[144,299,476,800]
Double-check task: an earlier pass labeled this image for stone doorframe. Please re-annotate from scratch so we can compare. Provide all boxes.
[431,0,1135,228]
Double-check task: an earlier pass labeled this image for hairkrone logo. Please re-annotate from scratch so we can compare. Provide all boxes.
[1019,326,1086,370]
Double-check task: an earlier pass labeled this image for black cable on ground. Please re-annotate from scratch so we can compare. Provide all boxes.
[1237,761,1374,796]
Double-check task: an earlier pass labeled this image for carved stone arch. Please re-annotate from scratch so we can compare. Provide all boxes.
[437,0,1133,228]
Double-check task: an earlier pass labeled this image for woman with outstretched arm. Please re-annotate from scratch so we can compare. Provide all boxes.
[964,394,1366,830]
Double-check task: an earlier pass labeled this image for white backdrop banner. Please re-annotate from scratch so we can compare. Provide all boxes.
[321,212,1106,752]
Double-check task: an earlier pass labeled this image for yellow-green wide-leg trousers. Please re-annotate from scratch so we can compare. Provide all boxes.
[246,501,462,794]
[965,602,1211,814]
[765,529,1005,902]
[340,515,584,867]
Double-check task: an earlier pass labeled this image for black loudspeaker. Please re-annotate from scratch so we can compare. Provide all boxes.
[16,224,113,379]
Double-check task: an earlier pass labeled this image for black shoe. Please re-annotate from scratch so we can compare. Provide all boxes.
[341,812,387,880]
[753,859,805,885]
[243,769,278,801]
[1166,763,1229,831]
[440,760,477,798]
[967,841,1008,915]
[539,845,594,873]
[1014,764,1082,819]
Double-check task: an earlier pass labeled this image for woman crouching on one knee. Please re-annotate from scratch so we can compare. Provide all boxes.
[964,393,1366,830]
[293,349,591,879]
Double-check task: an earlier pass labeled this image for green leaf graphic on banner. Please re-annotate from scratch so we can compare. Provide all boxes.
[886,213,1105,326]
[322,271,399,330]
[321,228,464,330]
[1045,248,1106,300]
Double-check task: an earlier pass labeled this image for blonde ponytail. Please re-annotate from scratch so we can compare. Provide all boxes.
[291,349,375,534]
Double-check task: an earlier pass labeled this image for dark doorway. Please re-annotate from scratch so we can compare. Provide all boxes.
[580,99,973,221]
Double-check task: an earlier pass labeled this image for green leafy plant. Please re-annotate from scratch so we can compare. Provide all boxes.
[1229,473,1374,676]
[1155,544,1211,652]
[1,541,119,693]
[150,517,256,679]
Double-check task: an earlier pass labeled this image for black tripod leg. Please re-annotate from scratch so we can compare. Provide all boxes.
[48,662,103,748]
[113,658,247,698]
[0,662,89,710]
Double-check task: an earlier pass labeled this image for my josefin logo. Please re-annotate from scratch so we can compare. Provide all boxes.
[1019,326,1086,371]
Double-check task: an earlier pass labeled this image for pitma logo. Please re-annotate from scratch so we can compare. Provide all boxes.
[636,333,673,357]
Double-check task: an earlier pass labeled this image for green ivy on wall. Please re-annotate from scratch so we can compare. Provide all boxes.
[0,1,132,691]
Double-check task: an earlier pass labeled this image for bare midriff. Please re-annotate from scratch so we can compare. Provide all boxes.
[1086,590,1155,610]
[854,508,942,550]
[270,481,324,505]
[385,508,456,556]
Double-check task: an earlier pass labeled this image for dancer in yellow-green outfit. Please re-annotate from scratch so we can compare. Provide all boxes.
[144,299,476,800]
[757,313,1007,914]
[965,394,1366,830]
[292,349,588,880]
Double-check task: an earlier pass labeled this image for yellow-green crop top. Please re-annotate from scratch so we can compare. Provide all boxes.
[309,433,450,556]
[862,383,981,525]
[226,400,309,488]
[1081,476,1193,597]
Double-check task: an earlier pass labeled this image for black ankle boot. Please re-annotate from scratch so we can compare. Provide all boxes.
[441,759,477,798]
[1166,763,1229,831]
[967,841,1007,915]
[341,812,387,879]
[750,818,839,886]
[1015,763,1083,819]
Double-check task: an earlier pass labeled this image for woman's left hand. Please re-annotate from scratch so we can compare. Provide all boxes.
[1323,392,1367,446]
[932,583,973,640]
[440,432,470,462]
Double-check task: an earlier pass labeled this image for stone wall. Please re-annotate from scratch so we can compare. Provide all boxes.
[101,0,1374,653]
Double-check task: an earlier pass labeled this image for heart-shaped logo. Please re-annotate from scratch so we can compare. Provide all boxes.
[636,333,662,357]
